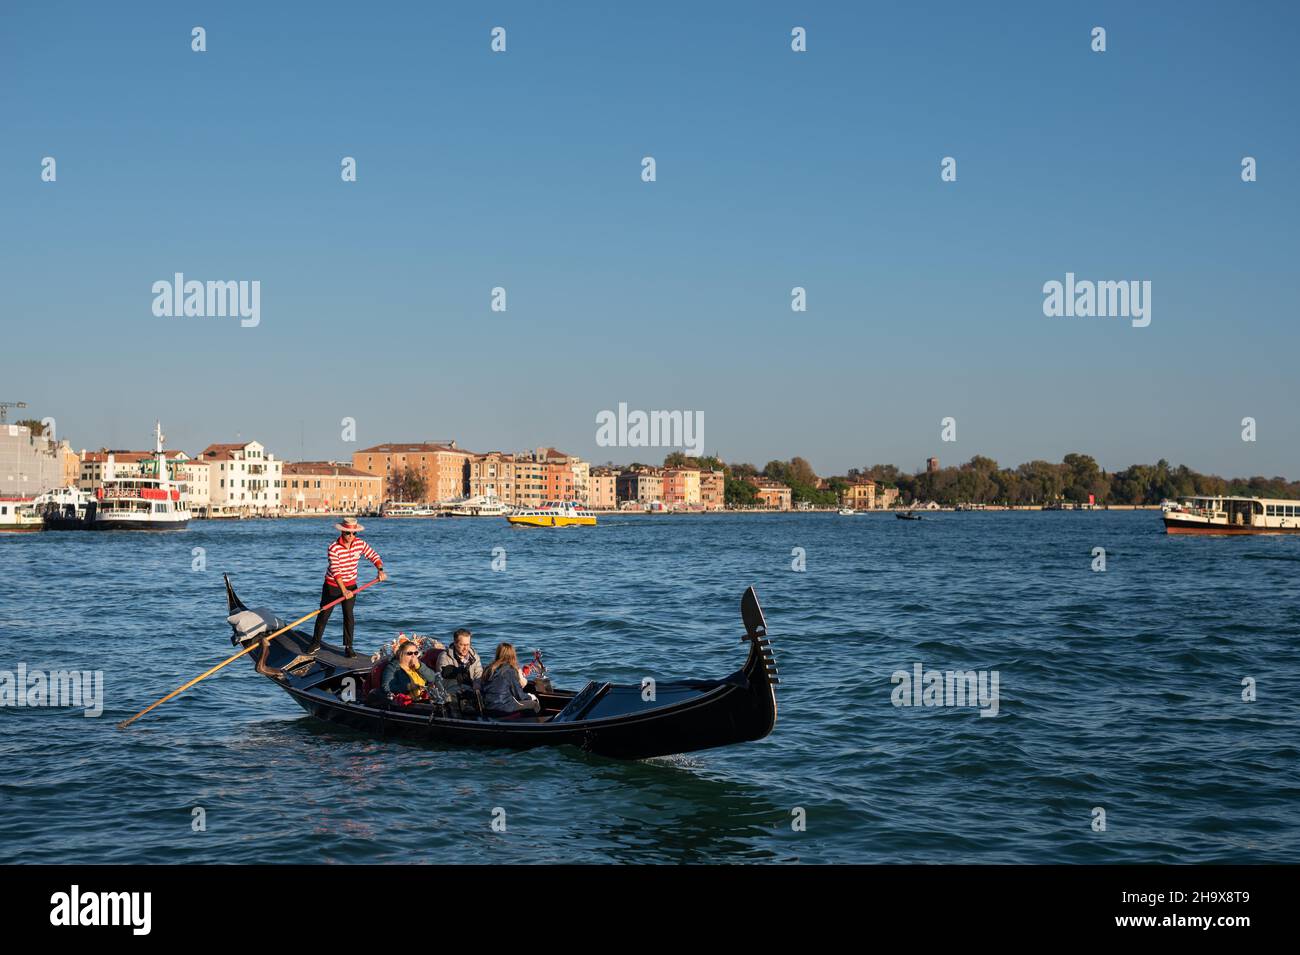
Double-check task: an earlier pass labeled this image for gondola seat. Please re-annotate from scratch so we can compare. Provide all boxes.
[360,660,386,697]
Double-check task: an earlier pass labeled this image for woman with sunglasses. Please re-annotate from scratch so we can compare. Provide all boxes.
[381,639,450,705]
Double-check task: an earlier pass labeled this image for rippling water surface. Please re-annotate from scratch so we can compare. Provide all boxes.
[2,512,1297,863]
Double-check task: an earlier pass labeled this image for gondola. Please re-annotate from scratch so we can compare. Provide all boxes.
[223,575,778,760]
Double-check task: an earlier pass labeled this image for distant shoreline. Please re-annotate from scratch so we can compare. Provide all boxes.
[199,504,1165,520]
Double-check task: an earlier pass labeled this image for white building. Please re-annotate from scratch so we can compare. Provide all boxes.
[0,424,65,496]
[197,440,283,514]
[174,458,211,510]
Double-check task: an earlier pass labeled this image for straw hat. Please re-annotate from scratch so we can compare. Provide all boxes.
[334,516,365,533]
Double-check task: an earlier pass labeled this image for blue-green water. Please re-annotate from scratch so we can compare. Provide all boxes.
[1,512,1297,863]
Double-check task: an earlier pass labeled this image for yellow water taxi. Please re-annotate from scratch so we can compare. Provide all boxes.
[506,501,597,528]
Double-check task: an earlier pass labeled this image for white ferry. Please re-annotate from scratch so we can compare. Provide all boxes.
[1163,496,1300,535]
[91,423,191,530]
[0,497,44,532]
[444,495,512,517]
[32,486,95,529]
[506,500,597,528]
[380,501,439,518]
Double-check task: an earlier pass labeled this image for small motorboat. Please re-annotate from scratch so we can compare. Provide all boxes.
[896,511,922,520]
[223,576,777,760]
[838,507,858,516]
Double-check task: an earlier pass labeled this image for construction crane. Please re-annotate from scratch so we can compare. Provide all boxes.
[0,401,28,424]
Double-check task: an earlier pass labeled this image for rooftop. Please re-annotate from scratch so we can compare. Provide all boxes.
[285,461,378,477]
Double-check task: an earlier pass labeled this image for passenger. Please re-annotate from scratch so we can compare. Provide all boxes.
[382,639,450,705]
[480,642,540,716]
[435,628,483,690]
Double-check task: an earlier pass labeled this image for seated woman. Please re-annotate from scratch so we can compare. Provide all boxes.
[480,642,540,716]
[382,639,451,706]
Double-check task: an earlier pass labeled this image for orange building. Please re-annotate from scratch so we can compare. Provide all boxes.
[746,477,792,510]
[662,468,702,509]
[587,468,620,509]
[353,442,472,503]
[469,448,585,506]
[284,462,384,513]
[699,469,725,510]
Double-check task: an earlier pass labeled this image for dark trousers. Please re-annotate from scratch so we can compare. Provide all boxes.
[311,582,355,652]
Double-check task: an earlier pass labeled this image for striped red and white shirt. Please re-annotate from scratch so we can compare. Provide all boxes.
[325,535,383,587]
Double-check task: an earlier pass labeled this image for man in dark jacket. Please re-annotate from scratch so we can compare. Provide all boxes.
[435,629,483,688]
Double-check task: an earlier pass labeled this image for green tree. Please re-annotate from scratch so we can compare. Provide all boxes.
[725,477,759,508]
[389,467,428,502]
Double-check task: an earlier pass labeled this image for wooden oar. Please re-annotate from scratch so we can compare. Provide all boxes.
[117,577,382,730]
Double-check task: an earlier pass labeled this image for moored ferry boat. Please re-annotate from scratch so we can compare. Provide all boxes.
[32,486,96,529]
[92,423,191,531]
[380,501,439,518]
[444,495,512,517]
[506,500,597,527]
[1163,495,1300,534]
[0,497,44,532]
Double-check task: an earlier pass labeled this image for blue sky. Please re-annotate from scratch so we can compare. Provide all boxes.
[2,1,1297,477]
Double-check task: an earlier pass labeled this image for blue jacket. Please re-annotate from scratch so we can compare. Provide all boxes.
[481,665,532,713]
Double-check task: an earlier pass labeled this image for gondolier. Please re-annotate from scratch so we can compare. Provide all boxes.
[307,516,386,657]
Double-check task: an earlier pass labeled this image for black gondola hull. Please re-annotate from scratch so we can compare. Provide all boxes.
[224,576,777,760]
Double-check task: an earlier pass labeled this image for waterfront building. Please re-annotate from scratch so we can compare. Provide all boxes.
[662,467,702,509]
[587,467,620,509]
[473,448,585,507]
[877,486,900,509]
[59,444,79,487]
[0,424,66,496]
[197,440,284,515]
[531,447,581,504]
[468,451,518,503]
[699,469,725,510]
[173,459,210,510]
[841,479,877,511]
[352,442,472,504]
[283,461,383,514]
[746,476,792,510]
[617,468,664,506]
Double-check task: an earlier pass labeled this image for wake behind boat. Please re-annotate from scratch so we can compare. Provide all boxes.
[222,576,777,760]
